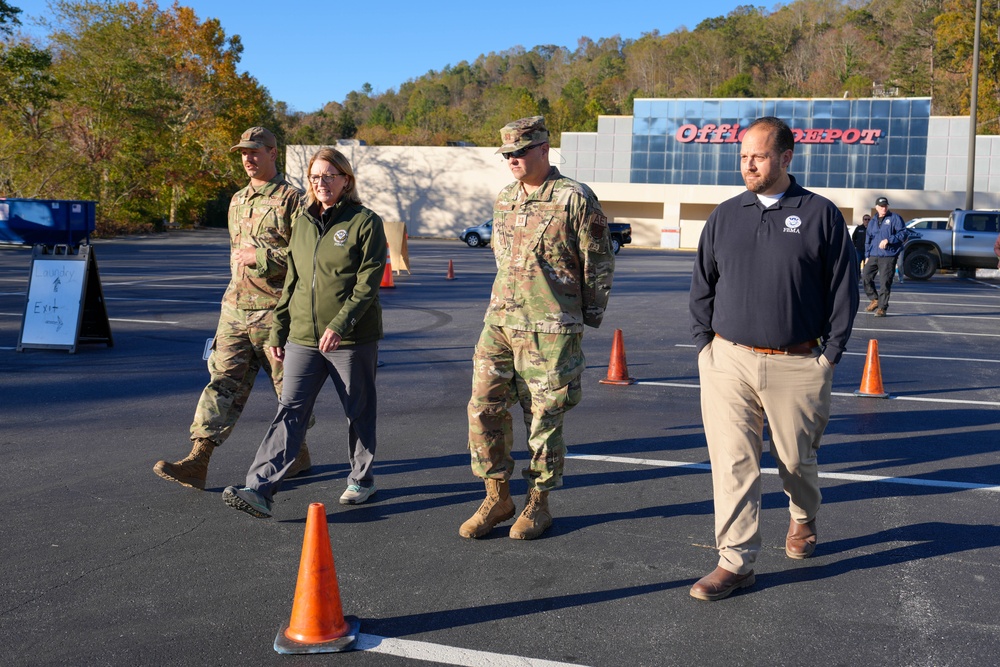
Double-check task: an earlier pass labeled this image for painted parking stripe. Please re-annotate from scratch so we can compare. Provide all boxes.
[636,380,1000,407]
[567,454,1000,493]
[852,326,1000,337]
[673,343,1000,364]
[354,633,590,667]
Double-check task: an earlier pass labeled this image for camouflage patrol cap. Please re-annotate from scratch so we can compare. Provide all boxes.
[230,126,277,152]
[496,116,549,154]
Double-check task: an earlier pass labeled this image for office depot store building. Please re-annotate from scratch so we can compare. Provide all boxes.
[558,97,1000,248]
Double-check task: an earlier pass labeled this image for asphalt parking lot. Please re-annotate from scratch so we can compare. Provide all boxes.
[1,231,999,666]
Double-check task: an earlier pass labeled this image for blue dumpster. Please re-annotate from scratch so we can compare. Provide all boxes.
[0,198,96,246]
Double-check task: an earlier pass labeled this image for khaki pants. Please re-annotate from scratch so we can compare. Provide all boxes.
[698,338,834,574]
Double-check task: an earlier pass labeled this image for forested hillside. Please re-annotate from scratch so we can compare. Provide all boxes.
[0,0,991,231]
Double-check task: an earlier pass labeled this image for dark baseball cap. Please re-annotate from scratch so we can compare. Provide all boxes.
[230,126,276,152]
[875,196,889,206]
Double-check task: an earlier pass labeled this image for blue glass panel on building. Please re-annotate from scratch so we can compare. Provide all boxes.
[650,135,666,152]
[632,135,649,152]
[684,100,703,118]
[889,117,910,137]
[810,155,829,172]
[633,99,651,118]
[869,156,888,173]
[831,101,852,119]
[871,99,891,117]
[720,100,740,118]
[651,116,668,134]
[890,98,912,116]
[886,174,906,189]
[812,100,832,119]
[648,152,666,170]
[632,152,648,169]
[887,139,909,161]
[905,173,925,189]
[827,173,847,188]
[909,137,927,156]
[828,155,849,173]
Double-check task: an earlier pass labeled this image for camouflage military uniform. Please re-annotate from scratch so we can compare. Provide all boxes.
[190,174,302,445]
[468,166,615,491]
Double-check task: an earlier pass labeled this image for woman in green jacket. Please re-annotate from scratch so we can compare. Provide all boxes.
[224,147,387,517]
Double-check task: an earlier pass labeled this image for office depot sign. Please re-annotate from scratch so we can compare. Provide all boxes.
[674,123,883,145]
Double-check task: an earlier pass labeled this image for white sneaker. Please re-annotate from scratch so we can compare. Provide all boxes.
[339,483,377,505]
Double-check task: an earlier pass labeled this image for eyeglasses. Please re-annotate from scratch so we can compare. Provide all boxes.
[502,144,541,160]
[308,173,343,184]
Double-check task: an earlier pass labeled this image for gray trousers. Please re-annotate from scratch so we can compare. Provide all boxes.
[245,340,379,500]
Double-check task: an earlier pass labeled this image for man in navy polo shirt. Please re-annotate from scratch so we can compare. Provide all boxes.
[688,116,858,601]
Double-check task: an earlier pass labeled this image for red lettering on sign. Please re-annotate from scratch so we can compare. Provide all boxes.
[859,129,881,144]
[672,122,882,146]
[842,129,861,143]
[676,124,698,143]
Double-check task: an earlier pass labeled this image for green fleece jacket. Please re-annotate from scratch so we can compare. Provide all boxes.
[269,200,387,348]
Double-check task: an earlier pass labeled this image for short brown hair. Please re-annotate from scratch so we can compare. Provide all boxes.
[306,147,362,207]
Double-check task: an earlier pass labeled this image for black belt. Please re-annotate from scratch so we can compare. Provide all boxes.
[716,334,819,356]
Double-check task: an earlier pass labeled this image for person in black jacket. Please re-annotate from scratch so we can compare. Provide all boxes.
[852,214,870,268]
[688,117,858,601]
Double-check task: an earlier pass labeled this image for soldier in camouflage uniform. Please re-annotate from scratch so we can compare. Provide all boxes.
[153,127,312,490]
[460,116,615,540]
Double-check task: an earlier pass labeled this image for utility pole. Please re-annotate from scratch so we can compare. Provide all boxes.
[965,0,982,210]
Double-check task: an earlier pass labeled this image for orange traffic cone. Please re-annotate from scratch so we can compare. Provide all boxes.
[854,339,889,398]
[446,259,455,280]
[273,503,360,654]
[599,329,635,385]
[380,252,395,288]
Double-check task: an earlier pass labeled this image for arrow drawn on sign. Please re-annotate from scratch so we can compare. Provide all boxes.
[45,315,64,331]
[53,277,61,292]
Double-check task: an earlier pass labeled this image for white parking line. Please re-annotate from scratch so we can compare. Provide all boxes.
[637,380,1000,407]
[852,326,1000,337]
[354,633,590,666]
[567,454,1000,493]
[673,343,1000,364]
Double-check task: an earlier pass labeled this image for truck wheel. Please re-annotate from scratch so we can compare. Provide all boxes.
[611,237,621,254]
[903,249,938,280]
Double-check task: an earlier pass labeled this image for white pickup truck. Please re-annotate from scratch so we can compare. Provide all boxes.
[902,210,1000,280]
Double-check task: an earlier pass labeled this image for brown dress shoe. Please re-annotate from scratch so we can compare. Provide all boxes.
[689,566,755,601]
[874,308,886,317]
[786,518,817,559]
[865,299,879,312]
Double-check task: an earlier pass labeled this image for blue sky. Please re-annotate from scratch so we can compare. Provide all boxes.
[11,0,755,113]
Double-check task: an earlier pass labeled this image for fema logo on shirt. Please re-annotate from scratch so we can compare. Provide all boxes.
[783,216,802,234]
[334,229,348,246]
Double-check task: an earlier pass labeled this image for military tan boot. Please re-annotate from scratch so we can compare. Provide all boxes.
[459,479,515,538]
[287,442,312,478]
[153,438,216,490]
[509,489,552,540]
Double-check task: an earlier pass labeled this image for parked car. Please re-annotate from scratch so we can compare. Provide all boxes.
[902,210,1000,279]
[459,220,492,247]
[458,219,632,254]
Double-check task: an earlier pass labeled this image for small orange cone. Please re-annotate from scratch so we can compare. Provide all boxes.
[273,503,360,654]
[854,339,889,398]
[380,252,395,288]
[446,259,455,280]
[599,329,635,385]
